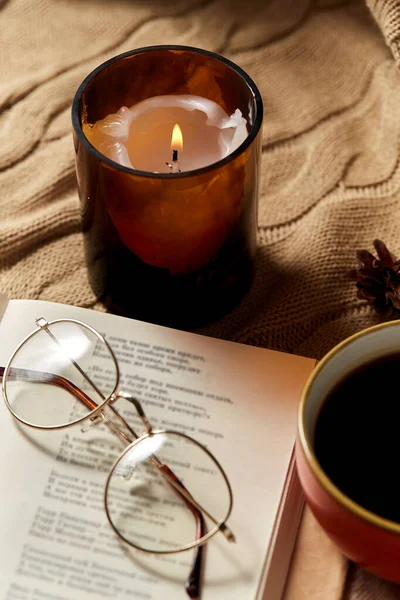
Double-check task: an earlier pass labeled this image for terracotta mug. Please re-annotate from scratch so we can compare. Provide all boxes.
[296,321,400,583]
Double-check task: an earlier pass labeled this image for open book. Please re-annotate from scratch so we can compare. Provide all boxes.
[0,297,315,600]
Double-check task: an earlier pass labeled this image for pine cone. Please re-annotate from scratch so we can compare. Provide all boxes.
[350,239,400,315]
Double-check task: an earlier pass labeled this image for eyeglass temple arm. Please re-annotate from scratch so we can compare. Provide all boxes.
[0,366,141,449]
[0,366,99,410]
[116,391,206,600]
[161,462,206,600]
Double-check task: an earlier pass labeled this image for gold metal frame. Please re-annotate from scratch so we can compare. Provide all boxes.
[298,319,400,535]
[1,316,235,553]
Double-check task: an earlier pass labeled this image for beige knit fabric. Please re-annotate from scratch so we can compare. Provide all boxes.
[2,0,400,598]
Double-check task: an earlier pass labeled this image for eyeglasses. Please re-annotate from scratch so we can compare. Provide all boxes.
[1,317,235,599]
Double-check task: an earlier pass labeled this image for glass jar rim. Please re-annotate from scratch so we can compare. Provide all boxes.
[71,44,264,180]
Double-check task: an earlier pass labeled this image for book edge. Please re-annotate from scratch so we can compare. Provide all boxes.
[256,447,305,600]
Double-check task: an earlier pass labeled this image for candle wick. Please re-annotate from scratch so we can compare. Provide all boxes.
[166,148,181,173]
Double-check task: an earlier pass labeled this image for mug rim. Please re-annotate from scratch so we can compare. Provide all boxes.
[298,319,400,535]
[71,44,264,180]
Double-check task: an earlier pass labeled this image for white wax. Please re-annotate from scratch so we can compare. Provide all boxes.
[86,95,248,173]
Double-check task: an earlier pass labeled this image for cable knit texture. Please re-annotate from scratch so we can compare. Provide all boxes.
[2,1,400,598]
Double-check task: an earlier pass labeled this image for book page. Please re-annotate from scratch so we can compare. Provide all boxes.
[0,299,315,600]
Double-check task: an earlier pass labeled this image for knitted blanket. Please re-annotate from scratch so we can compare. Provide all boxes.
[2,0,400,598]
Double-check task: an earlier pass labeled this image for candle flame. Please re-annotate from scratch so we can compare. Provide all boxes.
[171,124,183,151]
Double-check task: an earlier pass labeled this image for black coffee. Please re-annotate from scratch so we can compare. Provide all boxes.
[314,353,400,523]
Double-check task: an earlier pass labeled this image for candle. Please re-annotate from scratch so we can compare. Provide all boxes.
[84,95,248,173]
[72,45,263,327]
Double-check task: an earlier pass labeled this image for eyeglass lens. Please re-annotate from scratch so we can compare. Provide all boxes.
[4,321,118,427]
[105,431,232,553]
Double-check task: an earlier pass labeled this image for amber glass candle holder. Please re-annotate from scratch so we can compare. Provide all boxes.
[72,45,263,328]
